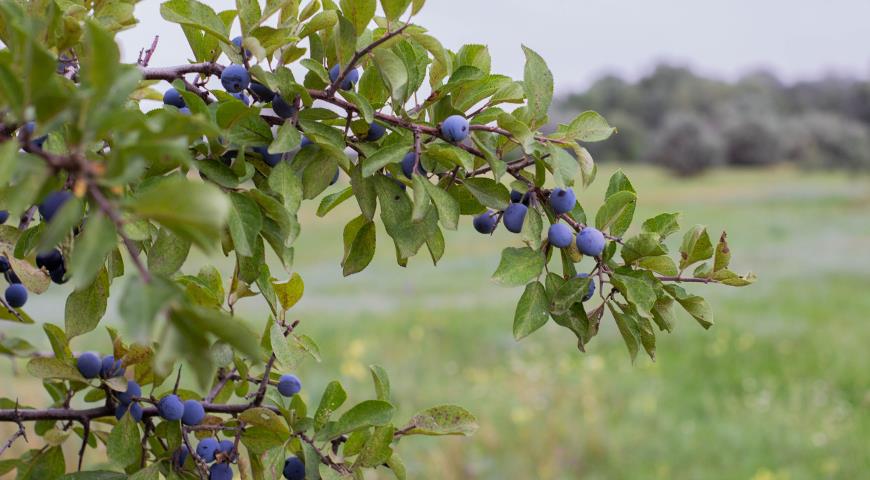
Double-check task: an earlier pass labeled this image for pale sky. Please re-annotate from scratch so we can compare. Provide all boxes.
[118,0,870,93]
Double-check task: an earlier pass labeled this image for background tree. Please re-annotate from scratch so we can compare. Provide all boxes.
[0,0,753,478]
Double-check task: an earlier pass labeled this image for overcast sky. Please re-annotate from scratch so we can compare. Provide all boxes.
[118,0,870,93]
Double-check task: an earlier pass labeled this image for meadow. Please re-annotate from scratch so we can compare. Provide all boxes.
[2,165,869,479]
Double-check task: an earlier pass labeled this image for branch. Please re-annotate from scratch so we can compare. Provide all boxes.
[138,35,160,67]
[87,183,151,283]
[0,402,278,423]
[0,411,26,456]
[656,275,717,284]
[138,62,223,81]
[325,23,410,97]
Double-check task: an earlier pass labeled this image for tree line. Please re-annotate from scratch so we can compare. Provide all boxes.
[555,65,870,175]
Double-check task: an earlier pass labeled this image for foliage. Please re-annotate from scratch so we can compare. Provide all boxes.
[0,0,752,478]
[558,65,870,175]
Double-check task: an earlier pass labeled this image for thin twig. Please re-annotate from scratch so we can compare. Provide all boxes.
[87,183,151,283]
[325,24,410,97]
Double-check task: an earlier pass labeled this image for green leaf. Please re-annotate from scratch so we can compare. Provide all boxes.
[299,10,338,38]
[128,464,160,480]
[608,303,639,362]
[129,176,230,252]
[59,472,126,480]
[550,274,591,315]
[513,281,549,340]
[497,112,533,152]
[373,48,408,104]
[521,45,553,126]
[269,161,303,213]
[713,231,731,273]
[160,0,229,42]
[240,407,290,434]
[355,425,395,468]
[491,247,545,287]
[369,364,391,402]
[19,446,65,480]
[68,213,116,291]
[170,305,264,362]
[362,142,409,177]
[638,255,678,276]
[341,89,375,124]
[665,284,714,329]
[316,400,395,441]
[26,357,84,382]
[401,405,478,436]
[107,410,140,467]
[594,190,637,237]
[342,217,376,276]
[270,322,303,369]
[341,0,376,36]
[620,233,667,264]
[314,380,347,431]
[317,187,354,217]
[228,191,263,257]
[462,177,510,211]
[562,111,615,142]
[269,120,302,153]
[611,273,657,319]
[419,175,459,230]
[381,0,412,22]
[65,267,109,338]
[679,225,713,270]
[147,227,191,277]
[642,212,681,240]
[273,272,304,311]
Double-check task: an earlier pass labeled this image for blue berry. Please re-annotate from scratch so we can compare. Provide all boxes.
[173,446,189,469]
[231,36,252,60]
[277,374,301,397]
[272,94,296,119]
[401,152,425,179]
[209,462,233,480]
[18,122,47,149]
[283,456,305,480]
[221,64,250,93]
[181,399,205,426]
[231,91,249,105]
[76,352,101,379]
[440,115,469,142]
[576,273,596,302]
[473,211,497,234]
[35,249,63,271]
[366,122,386,141]
[157,394,185,421]
[549,187,576,215]
[5,284,27,308]
[217,439,235,455]
[116,380,141,405]
[576,227,606,257]
[100,355,124,378]
[328,65,360,90]
[196,437,220,462]
[250,82,274,102]
[502,203,527,234]
[115,402,142,421]
[0,210,8,224]
[253,146,283,167]
[547,223,574,248]
[39,191,73,222]
[163,88,185,108]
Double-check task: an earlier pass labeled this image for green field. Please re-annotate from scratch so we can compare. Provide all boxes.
[3,165,869,479]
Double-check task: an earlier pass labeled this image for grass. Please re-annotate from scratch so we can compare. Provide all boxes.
[2,165,869,479]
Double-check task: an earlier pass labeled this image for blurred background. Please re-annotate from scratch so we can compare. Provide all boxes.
[4,1,870,479]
